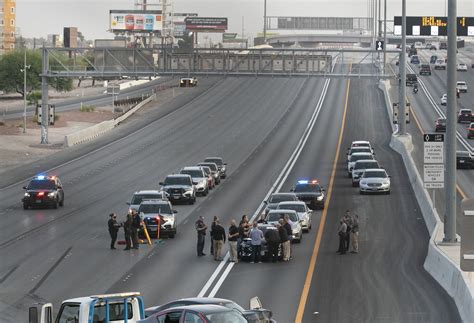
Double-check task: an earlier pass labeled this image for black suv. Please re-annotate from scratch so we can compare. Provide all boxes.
[22,175,65,209]
[419,64,431,76]
[291,180,325,210]
[160,174,196,204]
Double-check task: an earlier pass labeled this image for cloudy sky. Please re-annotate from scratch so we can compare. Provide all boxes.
[16,0,474,40]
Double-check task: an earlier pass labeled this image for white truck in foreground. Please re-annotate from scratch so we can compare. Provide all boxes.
[29,292,145,323]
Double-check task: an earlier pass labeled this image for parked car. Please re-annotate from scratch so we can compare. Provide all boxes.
[204,157,227,178]
[127,190,168,213]
[263,192,299,215]
[160,174,196,204]
[468,122,474,139]
[197,162,221,185]
[138,200,177,239]
[359,169,391,195]
[456,81,468,93]
[180,166,209,196]
[351,159,380,187]
[266,209,303,242]
[140,304,248,323]
[239,224,282,262]
[277,201,312,232]
[419,64,432,75]
[458,109,473,123]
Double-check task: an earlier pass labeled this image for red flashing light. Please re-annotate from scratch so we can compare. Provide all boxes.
[37,192,45,197]
[311,180,318,184]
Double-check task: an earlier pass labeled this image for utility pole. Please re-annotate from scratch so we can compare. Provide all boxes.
[21,49,30,134]
[263,0,267,43]
[40,46,49,144]
[444,0,457,242]
[398,0,407,132]
[383,0,387,73]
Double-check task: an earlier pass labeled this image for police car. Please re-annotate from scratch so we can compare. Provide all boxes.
[291,180,325,210]
[22,175,65,209]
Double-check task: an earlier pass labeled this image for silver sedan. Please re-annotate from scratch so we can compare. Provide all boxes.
[359,168,391,195]
[276,201,312,232]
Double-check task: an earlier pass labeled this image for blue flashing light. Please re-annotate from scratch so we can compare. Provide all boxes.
[297,180,309,184]
[36,175,45,180]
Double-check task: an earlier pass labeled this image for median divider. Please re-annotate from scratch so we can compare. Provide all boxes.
[379,80,474,322]
[64,94,156,147]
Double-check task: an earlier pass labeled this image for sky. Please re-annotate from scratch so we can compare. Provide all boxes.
[16,0,474,41]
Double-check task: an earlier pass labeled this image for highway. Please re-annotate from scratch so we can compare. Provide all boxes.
[1,76,174,119]
[0,62,461,322]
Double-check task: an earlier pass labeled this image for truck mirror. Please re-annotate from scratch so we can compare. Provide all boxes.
[29,307,38,323]
[250,296,262,310]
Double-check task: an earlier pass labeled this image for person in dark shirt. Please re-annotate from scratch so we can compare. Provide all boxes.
[212,219,226,261]
[237,214,250,258]
[278,222,290,261]
[210,216,218,255]
[195,215,207,256]
[228,219,239,262]
[264,226,280,262]
[123,213,133,250]
[108,213,121,249]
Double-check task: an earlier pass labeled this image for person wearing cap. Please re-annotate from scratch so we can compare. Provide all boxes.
[108,213,121,249]
[195,215,207,256]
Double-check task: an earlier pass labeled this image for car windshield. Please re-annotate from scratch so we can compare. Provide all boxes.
[350,154,373,162]
[351,142,370,148]
[278,204,306,212]
[294,183,321,193]
[201,167,211,176]
[28,179,56,190]
[164,177,190,186]
[205,310,247,323]
[199,163,217,171]
[460,110,472,114]
[205,158,223,166]
[131,194,162,205]
[220,302,245,312]
[354,161,379,170]
[269,194,295,203]
[363,171,387,178]
[138,203,171,214]
[181,169,203,178]
[267,212,298,222]
[350,147,371,154]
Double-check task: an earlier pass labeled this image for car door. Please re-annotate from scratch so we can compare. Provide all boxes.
[184,311,205,323]
[156,310,183,323]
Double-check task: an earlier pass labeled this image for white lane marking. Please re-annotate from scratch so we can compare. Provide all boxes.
[197,59,338,298]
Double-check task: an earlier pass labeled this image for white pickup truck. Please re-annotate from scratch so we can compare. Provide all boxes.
[29,292,145,323]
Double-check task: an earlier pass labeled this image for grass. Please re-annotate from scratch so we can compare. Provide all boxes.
[80,105,95,112]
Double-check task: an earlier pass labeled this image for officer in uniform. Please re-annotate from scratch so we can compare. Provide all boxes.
[108,213,121,249]
[195,215,208,256]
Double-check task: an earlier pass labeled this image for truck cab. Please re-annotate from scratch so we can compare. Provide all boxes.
[29,292,145,323]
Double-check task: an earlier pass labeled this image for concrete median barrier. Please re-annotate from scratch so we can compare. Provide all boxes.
[381,80,474,322]
[64,94,156,147]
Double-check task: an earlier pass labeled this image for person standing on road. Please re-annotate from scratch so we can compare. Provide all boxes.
[237,215,250,258]
[277,222,290,261]
[131,209,141,249]
[337,218,348,255]
[344,210,352,252]
[264,226,280,262]
[108,213,121,250]
[210,216,218,255]
[123,213,133,250]
[228,219,239,263]
[212,219,226,261]
[195,215,208,256]
[351,214,360,253]
[283,216,293,259]
[249,222,264,263]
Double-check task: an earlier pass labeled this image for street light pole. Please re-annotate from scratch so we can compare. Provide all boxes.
[21,49,30,134]
[398,0,407,132]
[263,0,267,43]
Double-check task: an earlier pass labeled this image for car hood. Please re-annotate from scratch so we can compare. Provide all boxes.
[295,192,321,197]
[360,177,389,184]
[26,189,55,193]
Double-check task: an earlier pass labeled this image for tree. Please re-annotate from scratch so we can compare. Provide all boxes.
[0,49,41,97]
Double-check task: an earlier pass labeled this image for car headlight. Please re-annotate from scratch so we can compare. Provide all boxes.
[317,195,324,201]
[24,193,30,197]
[360,181,367,185]
[292,228,299,234]
[48,192,55,197]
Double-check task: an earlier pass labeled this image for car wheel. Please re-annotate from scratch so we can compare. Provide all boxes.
[352,181,357,187]
[169,233,176,239]
[53,199,59,209]
[59,198,64,207]
[23,203,28,210]
[360,191,364,195]
[386,190,391,195]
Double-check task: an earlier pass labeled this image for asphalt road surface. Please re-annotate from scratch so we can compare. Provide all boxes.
[0,63,461,322]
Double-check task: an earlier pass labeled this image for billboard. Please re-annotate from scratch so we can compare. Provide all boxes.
[173,13,198,37]
[185,17,228,33]
[394,16,474,36]
[110,10,162,32]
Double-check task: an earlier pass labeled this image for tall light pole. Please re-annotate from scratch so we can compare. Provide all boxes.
[263,0,267,43]
[444,0,457,242]
[20,49,31,134]
[398,0,407,133]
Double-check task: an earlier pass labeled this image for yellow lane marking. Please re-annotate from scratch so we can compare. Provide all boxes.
[294,67,351,323]
[408,100,468,199]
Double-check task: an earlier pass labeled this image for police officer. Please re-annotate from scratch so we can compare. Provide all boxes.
[131,209,141,249]
[108,213,121,250]
[123,213,133,250]
[195,215,208,256]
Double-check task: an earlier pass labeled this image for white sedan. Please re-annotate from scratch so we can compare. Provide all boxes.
[457,63,468,72]
[359,169,391,195]
[276,201,312,232]
[440,94,447,106]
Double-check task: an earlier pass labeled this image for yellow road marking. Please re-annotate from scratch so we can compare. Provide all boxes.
[294,68,351,323]
[408,99,468,199]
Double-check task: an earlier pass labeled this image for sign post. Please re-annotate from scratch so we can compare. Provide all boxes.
[423,134,444,211]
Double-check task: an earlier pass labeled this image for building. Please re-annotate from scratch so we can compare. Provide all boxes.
[0,0,16,54]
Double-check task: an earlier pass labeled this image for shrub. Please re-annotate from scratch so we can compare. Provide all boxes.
[80,105,95,112]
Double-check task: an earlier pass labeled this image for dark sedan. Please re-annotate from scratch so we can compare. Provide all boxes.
[458,109,474,123]
[144,297,273,322]
[435,118,447,132]
[456,151,474,169]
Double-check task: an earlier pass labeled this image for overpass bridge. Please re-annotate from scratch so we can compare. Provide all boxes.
[265,34,374,47]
